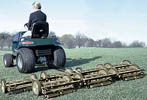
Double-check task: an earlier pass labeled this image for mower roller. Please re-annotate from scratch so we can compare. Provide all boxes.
[1,74,37,94]
[32,69,84,98]
[40,67,112,89]
[74,67,113,88]
[114,60,144,80]
[40,71,63,80]
[95,60,144,81]
[32,74,77,99]
[1,60,145,99]
[40,69,82,82]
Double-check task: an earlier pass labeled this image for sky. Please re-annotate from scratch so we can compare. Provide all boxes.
[0,0,147,43]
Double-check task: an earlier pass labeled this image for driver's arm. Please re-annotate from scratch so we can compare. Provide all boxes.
[28,14,32,31]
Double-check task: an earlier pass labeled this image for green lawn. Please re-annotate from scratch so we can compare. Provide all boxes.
[0,48,147,100]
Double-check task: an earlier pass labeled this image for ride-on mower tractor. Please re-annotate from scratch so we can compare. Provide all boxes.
[3,22,66,73]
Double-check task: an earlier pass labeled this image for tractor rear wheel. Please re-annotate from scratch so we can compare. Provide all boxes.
[53,47,66,67]
[16,48,35,73]
[3,53,13,67]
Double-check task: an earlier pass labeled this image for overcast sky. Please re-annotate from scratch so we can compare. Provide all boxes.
[0,0,147,43]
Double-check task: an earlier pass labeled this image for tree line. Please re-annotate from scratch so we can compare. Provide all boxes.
[59,32,146,49]
[0,32,146,50]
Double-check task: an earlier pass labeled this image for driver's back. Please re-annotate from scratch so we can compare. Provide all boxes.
[28,10,47,30]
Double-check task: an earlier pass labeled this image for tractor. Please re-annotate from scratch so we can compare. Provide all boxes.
[3,22,66,73]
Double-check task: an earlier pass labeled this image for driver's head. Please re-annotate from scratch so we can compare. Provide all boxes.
[32,1,41,10]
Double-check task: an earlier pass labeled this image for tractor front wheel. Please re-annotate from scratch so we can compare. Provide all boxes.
[3,53,13,67]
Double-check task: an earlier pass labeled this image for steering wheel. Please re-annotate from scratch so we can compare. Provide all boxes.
[24,23,29,27]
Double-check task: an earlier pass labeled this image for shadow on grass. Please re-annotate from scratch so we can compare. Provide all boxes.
[34,56,102,72]
[65,56,102,68]
[35,64,65,72]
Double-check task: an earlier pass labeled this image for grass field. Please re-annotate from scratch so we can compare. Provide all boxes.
[0,48,147,100]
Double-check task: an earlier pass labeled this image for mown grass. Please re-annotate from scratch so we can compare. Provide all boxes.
[0,48,147,100]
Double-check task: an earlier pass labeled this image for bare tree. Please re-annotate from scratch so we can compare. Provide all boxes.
[112,41,123,48]
[85,38,96,47]
[60,34,76,49]
[0,32,11,40]
[5,38,12,50]
[101,38,112,48]
[81,36,89,47]
[75,32,88,48]
[0,39,5,50]
[122,43,127,48]
[96,40,102,48]
[129,41,146,47]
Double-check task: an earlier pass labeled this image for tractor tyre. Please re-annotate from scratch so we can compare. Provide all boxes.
[16,48,35,73]
[53,47,66,67]
[3,53,13,67]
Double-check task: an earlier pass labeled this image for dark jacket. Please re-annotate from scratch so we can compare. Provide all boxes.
[28,10,47,30]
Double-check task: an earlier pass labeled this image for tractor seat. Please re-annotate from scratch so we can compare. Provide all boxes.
[31,21,49,38]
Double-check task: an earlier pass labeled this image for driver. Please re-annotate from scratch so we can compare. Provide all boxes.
[22,1,47,38]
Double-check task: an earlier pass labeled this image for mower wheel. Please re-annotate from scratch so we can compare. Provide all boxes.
[53,47,66,67]
[1,79,7,93]
[32,80,42,96]
[16,48,35,73]
[75,67,82,73]
[31,74,38,80]
[3,53,13,67]
[40,71,48,79]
